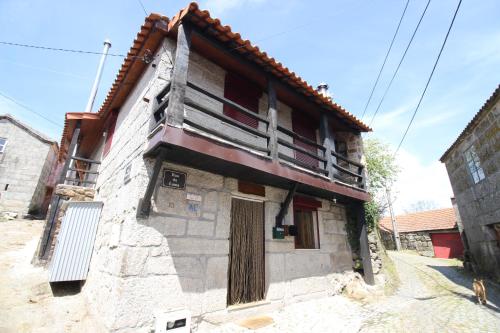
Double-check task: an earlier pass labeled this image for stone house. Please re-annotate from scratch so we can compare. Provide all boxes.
[38,3,376,331]
[0,114,58,216]
[440,85,500,281]
[379,208,463,258]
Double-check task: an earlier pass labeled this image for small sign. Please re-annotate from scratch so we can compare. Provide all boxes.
[162,169,186,189]
[186,193,202,202]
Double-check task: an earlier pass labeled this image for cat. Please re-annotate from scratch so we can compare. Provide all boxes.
[472,278,487,305]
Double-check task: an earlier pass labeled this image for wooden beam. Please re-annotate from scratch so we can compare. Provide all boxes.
[138,149,167,218]
[166,23,192,127]
[356,201,375,285]
[319,113,336,180]
[275,182,298,227]
[267,79,278,160]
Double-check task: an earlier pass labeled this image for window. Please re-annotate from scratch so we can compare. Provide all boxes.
[293,196,321,249]
[223,72,262,129]
[464,146,485,184]
[0,137,7,153]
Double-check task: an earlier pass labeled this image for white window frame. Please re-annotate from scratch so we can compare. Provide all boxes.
[0,137,7,153]
[464,145,485,184]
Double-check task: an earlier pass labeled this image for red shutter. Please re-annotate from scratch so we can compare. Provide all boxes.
[103,111,118,157]
[223,72,261,128]
[292,111,319,168]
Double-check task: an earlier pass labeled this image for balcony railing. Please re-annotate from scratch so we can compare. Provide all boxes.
[62,156,100,188]
[151,81,364,190]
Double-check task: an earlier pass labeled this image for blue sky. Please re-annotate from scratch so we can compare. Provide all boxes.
[1,0,499,212]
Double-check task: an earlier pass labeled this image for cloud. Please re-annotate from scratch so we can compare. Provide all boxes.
[203,0,267,15]
[391,149,453,215]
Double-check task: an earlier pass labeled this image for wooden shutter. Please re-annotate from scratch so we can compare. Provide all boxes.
[292,111,319,168]
[223,72,261,129]
[103,111,118,157]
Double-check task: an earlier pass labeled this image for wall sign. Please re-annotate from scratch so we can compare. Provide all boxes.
[162,169,186,189]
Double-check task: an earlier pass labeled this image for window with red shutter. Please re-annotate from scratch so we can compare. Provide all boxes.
[223,72,262,129]
[292,110,319,168]
[103,111,118,157]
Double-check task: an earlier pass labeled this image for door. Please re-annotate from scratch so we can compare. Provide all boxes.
[227,198,265,305]
[292,111,319,168]
[430,232,464,259]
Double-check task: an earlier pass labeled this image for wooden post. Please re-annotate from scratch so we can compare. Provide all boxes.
[356,201,375,285]
[267,79,278,160]
[138,149,167,218]
[275,182,298,227]
[166,23,192,127]
[38,123,80,259]
[319,114,336,180]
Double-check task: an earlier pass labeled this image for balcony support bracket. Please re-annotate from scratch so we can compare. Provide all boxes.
[138,149,167,218]
[275,182,298,227]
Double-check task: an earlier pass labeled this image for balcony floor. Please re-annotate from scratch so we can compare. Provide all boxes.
[146,125,369,203]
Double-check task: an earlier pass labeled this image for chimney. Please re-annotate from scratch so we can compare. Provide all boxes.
[317,83,331,100]
[84,39,112,113]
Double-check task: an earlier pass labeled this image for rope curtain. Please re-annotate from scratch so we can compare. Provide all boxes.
[227,198,265,305]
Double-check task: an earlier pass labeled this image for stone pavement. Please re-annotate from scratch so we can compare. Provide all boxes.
[359,251,500,333]
[209,251,500,333]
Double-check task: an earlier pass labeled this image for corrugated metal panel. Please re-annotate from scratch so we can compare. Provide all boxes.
[49,201,103,282]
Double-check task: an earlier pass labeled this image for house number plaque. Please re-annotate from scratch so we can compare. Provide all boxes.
[162,169,186,189]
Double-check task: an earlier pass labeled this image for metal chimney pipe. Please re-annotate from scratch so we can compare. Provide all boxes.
[84,39,112,113]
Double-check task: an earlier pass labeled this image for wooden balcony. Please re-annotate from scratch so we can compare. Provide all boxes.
[61,156,100,189]
[144,22,368,205]
[146,79,367,202]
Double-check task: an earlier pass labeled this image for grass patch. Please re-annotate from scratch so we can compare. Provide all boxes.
[379,250,400,296]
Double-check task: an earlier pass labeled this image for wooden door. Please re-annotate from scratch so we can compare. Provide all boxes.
[227,198,265,305]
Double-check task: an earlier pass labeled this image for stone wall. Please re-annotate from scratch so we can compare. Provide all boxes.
[0,118,56,215]
[443,93,500,280]
[380,230,434,257]
[78,38,358,332]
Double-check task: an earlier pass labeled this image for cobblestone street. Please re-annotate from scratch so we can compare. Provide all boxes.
[213,251,500,333]
[360,251,500,332]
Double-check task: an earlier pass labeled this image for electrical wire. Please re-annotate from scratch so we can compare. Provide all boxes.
[360,0,410,120]
[368,0,432,128]
[0,41,142,59]
[135,0,173,66]
[0,91,63,128]
[394,0,463,156]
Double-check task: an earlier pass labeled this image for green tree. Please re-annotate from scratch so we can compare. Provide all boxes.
[363,138,399,230]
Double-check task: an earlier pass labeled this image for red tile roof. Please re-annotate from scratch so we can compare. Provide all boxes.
[59,2,371,160]
[440,84,500,162]
[379,208,457,233]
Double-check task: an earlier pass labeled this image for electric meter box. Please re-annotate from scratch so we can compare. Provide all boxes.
[154,309,191,333]
[273,226,285,239]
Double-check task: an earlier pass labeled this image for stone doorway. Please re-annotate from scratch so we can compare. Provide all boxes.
[227,198,265,305]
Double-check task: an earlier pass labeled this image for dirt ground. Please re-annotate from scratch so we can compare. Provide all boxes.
[0,219,105,333]
[2,219,498,333]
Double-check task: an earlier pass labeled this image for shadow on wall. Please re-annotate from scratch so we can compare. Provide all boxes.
[428,265,500,313]
[126,164,356,317]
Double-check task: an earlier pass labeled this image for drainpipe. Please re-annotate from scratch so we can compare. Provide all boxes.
[84,39,112,113]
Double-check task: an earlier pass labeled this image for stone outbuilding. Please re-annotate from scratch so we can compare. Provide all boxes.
[379,208,463,258]
[38,3,378,332]
[0,114,58,217]
[440,84,500,281]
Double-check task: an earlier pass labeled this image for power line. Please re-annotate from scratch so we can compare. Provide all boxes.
[394,0,463,156]
[360,0,410,120]
[135,0,173,66]
[369,0,432,127]
[0,91,63,128]
[0,41,137,58]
